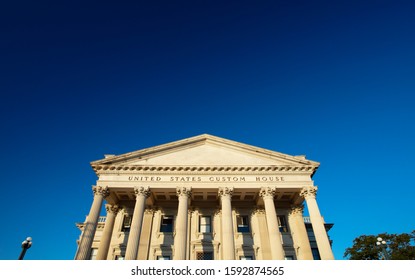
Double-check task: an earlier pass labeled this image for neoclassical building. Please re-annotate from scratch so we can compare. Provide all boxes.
[75,134,334,260]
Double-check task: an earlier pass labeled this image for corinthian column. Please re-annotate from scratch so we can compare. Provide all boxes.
[125,186,150,260]
[259,187,285,260]
[173,187,192,260]
[218,187,235,260]
[96,204,119,260]
[76,186,109,260]
[288,205,313,260]
[300,186,334,260]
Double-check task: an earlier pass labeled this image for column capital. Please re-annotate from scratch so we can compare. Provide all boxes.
[213,209,222,217]
[218,187,234,198]
[300,186,318,199]
[252,207,266,216]
[134,186,151,197]
[105,204,120,215]
[259,186,277,199]
[176,186,192,198]
[288,204,304,217]
[93,186,110,198]
[144,208,156,215]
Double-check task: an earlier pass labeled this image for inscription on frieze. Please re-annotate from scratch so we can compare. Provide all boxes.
[127,176,285,182]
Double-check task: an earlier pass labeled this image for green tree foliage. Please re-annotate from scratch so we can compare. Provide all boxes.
[344,231,415,260]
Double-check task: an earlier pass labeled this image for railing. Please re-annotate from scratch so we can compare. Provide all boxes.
[303,216,311,223]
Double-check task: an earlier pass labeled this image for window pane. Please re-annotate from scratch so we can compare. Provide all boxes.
[122,216,132,232]
[237,216,249,233]
[196,252,213,260]
[162,216,173,224]
[200,225,211,233]
[160,216,173,232]
[199,216,211,233]
[312,248,321,260]
[90,248,98,260]
[200,216,210,224]
[278,215,288,232]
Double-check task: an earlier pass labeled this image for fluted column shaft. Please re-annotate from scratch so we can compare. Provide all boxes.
[125,187,150,260]
[76,186,109,260]
[300,186,334,260]
[174,187,191,260]
[96,204,119,260]
[218,187,235,260]
[288,205,313,260]
[260,187,285,260]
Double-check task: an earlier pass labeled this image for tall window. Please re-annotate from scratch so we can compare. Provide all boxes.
[160,215,174,232]
[277,215,288,233]
[89,248,98,260]
[237,216,249,233]
[196,252,213,260]
[121,215,132,232]
[199,216,211,233]
[312,248,321,260]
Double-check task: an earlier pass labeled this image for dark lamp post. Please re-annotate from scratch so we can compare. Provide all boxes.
[18,237,32,260]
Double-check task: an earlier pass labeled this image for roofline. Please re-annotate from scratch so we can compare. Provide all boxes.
[91,134,320,167]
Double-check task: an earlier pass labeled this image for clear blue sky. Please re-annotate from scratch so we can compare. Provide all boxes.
[1,0,414,260]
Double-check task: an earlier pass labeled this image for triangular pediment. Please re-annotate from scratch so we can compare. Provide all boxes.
[91,134,319,168]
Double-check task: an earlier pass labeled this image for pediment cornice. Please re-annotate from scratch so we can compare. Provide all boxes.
[92,164,317,175]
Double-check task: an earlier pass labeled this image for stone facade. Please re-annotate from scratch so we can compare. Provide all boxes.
[75,134,334,260]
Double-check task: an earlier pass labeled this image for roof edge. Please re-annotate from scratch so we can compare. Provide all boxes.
[90,134,320,167]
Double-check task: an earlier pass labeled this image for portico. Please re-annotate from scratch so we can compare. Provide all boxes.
[75,134,334,260]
